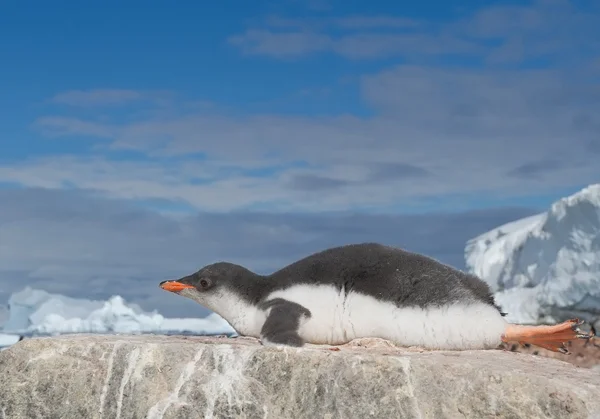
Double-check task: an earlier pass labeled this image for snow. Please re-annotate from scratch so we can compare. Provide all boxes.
[465,184,600,325]
[1,286,236,337]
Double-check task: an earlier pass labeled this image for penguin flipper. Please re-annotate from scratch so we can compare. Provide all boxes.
[258,298,312,347]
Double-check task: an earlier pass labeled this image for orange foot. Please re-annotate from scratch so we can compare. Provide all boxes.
[501,318,594,354]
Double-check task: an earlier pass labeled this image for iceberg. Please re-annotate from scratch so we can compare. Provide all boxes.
[465,184,600,325]
[1,286,236,336]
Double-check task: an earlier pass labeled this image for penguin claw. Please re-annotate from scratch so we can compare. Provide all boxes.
[570,319,596,340]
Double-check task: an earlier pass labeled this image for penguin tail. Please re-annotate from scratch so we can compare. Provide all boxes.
[501,318,594,355]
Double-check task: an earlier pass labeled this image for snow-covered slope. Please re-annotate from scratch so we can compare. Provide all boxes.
[465,184,600,325]
[1,287,235,336]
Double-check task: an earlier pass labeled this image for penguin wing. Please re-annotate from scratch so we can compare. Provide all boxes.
[258,298,311,347]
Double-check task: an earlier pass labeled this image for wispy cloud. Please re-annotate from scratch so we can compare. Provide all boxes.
[229,29,479,60]
[49,89,173,107]
[462,0,600,64]
[230,0,600,63]
[34,117,116,138]
[229,30,332,57]
[332,16,420,29]
[264,15,419,30]
[507,159,567,179]
[51,89,143,107]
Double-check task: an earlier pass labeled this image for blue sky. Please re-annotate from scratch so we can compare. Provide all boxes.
[0,0,599,315]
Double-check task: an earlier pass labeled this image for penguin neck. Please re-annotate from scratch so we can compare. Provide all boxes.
[191,271,271,337]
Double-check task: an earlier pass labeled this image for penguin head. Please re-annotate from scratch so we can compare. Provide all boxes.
[159,262,252,296]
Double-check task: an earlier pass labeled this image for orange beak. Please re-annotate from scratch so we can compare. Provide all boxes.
[159,280,195,293]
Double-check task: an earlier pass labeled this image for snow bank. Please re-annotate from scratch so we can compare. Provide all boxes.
[465,184,600,324]
[1,287,235,336]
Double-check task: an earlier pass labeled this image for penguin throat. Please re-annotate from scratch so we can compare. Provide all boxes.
[178,287,264,337]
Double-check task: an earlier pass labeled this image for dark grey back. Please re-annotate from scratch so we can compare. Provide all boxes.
[215,242,504,314]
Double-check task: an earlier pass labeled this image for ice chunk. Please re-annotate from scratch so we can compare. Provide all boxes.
[0,333,21,348]
[465,184,600,324]
[1,286,235,336]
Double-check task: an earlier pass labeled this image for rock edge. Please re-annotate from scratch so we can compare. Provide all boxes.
[1,334,599,419]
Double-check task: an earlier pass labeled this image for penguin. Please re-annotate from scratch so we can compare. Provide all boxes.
[159,243,593,353]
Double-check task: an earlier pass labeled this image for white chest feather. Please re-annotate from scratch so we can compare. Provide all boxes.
[265,284,507,350]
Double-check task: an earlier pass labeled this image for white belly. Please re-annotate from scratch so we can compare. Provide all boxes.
[265,284,507,350]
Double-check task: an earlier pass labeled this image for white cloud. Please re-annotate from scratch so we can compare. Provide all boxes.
[14,61,599,212]
[2,1,598,214]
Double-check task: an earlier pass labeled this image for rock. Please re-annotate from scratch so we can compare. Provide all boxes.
[1,335,600,419]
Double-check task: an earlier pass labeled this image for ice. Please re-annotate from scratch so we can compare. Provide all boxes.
[0,333,21,349]
[0,303,7,328]
[465,184,600,324]
[2,287,103,332]
[1,286,236,336]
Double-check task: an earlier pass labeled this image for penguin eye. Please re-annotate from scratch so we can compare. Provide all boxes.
[199,279,209,289]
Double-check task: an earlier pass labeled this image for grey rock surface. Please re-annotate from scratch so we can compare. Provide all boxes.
[1,334,599,419]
